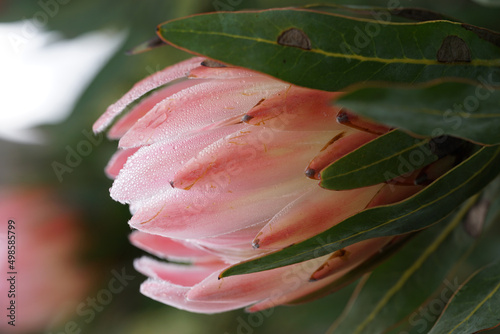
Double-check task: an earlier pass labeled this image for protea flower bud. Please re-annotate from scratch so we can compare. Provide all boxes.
[94,57,426,313]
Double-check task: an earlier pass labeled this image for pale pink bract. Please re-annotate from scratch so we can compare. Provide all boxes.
[95,57,420,313]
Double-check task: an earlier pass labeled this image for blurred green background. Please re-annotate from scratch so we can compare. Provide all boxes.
[1,0,500,333]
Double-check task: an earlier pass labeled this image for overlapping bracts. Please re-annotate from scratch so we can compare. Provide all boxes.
[95,57,419,313]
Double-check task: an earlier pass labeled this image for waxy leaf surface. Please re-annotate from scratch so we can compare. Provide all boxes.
[158,9,500,91]
[338,81,500,145]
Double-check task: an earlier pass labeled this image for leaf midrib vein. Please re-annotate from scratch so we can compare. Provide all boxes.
[166,29,500,66]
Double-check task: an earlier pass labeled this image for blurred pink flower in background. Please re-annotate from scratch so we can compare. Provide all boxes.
[0,188,94,332]
[94,57,424,313]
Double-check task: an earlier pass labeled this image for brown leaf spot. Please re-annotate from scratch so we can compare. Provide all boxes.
[277,28,311,50]
[437,35,471,63]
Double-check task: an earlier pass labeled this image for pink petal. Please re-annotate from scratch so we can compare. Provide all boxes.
[105,147,139,179]
[128,178,315,239]
[384,168,423,186]
[249,238,401,312]
[129,231,219,264]
[191,222,271,263]
[194,222,264,248]
[108,78,205,140]
[110,125,245,205]
[187,255,330,304]
[93,57,204,133]
[367,184,424,208]
[309,237,391,281]
[134,257,224,286]
[243,86,346,131]
[140,279,249,314]
[253,185,382,250]
[118,77,288,148]
[194,115,245,133]
[418,155,457,184]
[188,65,262,79]
[307,131,378,180]
[246,265,351,313]
[171,126,342,193]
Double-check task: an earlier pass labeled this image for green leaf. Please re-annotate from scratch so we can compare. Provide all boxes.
[158,9,500,91]
[320,130,439,190]
[329,198,477,334]
[337,81,500,145]
[302,4,459,22]
[428,262,500,334]
[384,182,500,334]
[220,145,500,278]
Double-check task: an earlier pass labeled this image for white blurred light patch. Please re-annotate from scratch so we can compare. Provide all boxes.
[0,22,126,143]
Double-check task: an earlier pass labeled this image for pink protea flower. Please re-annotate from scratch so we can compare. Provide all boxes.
[0,188,94,333]
[94,57,424,313]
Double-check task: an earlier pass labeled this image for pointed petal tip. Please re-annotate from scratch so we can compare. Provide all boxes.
[309,249,349,281]
[200,59,227,68]
[244,303,268,313]
[170,179,194,191]
[304,168,317,179]
[335,109,389,135]
[92,122,105,135]
[252,232,262,249]
[95,57,205,134]
[91,123,101,134]
[336,109,349,124]
[244,302,274,313]
[241,114,254,123]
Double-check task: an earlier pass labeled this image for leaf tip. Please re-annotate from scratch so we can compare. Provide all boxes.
[126,36,167,55]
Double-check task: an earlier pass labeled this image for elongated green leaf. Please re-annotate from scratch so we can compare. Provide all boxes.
[220,145,500,277]
[329,198,477,334]
[302,4,459,22]
[428,262,500,334]
[380,182,500,334]
[158,9,500,91]
[337,81,500,145]
[320,130,439,190]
